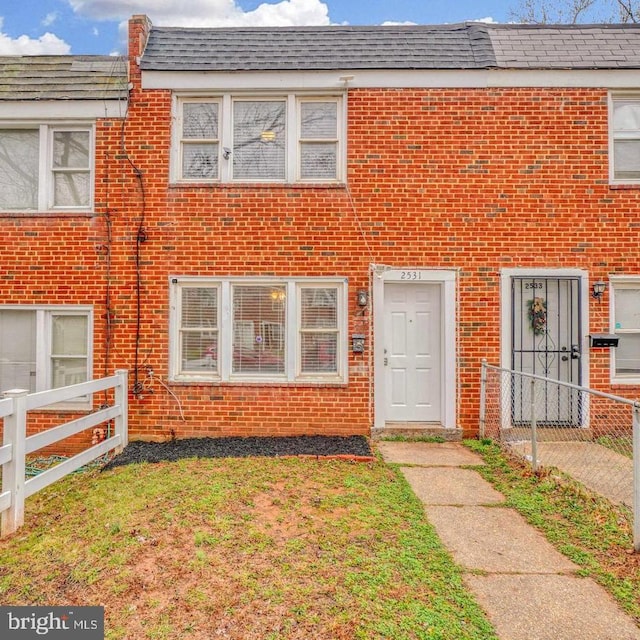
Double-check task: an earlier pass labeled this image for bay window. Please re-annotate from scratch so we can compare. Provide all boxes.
[171,278,347,383]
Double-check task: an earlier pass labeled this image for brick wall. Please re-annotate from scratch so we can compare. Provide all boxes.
[99,75,639,441]
[3,41,640,448]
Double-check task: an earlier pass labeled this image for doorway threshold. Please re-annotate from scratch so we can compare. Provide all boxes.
[372,423,463,442]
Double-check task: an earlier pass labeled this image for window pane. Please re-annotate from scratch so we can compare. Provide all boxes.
[233,285,286,374]
[53,172,90,207]
[51,314,88,390]
[301,288,337,328]
[181,288,218,372]
[301,334,337,373]
[614,101,640,131]
[52,315,88,356]
[300,288,338,374]
[53,131,90,169]
[183,102,218,139]
[182,288,217,327]
[614,140,640,180]
[233,101,286,180]
[182,143,218,179]
[615,288,640,330]
[0,129,39,209]
[300,143,337,180]
[301,102,337,139]
[51,357,87,387]
[182,331,218,372]
[0,310,36,393]
[616,334,640,376]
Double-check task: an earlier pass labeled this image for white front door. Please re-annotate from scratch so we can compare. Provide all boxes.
[384,282,442,422]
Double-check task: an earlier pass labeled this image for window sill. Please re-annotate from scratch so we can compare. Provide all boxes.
[610,378,640,387]
[609,183,640,190]
[0,210,97,219]
[169,378,347,388]
[168,181,346,190]
[33,403,93,413]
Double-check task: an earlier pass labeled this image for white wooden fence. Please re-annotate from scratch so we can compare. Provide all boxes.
[0,369,128,538]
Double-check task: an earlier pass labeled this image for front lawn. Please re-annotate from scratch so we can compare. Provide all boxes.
[0,455,496,640]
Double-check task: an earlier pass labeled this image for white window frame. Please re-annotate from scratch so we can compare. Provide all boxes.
[176,282,221,378]
[172,94,344,184]
[610,276,640,384]
[0,305,93,408]
[609,93,640,185]
[0,123,94,212]
[174,98,222,183]
[170,277,348,383]
[297,98,341,183]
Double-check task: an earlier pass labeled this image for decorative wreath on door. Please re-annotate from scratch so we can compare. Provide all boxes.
[527,297,547,335]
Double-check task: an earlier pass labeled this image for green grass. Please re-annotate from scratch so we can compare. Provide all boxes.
[464,439,640,623]
[379,435,446,443]
[596,435,633,459]
[0,456,497,640]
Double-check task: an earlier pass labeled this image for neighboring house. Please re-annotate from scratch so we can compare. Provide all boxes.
[2,15,640,447]
[0,55,127,451]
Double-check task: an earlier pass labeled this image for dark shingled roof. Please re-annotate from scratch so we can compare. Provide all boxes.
[0,55,128,101]
[140,23,496,71]
[139,22,640,72]
[487,23,640,68]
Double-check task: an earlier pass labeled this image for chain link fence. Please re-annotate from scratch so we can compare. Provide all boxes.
[479,361,640,552]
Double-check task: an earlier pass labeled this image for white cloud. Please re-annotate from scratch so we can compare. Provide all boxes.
[0,12,70,54]
[42,12,59,27]
[381,21,417,26]
[0,30,71,54]
[68,0,331,26]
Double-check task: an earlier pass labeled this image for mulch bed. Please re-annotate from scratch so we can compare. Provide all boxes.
[102,435,374,471]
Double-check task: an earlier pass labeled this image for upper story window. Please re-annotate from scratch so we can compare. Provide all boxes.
[610,96,640,184]
[173,95,343,184]
[0,125,93,212]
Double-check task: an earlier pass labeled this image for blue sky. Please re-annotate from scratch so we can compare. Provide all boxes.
[0,0,513,55]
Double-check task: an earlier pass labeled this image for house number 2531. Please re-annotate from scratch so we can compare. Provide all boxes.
[400,271,422,280]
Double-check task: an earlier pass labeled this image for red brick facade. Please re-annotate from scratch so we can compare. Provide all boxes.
[2,17,640,450]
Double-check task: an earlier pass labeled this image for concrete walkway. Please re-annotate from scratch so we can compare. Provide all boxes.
[377,441,640,640]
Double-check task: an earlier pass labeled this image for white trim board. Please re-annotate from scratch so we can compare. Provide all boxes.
[142,69,640,91]
[0,101,127,120]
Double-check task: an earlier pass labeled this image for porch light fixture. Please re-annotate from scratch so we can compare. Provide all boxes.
[356,289,369,307]
[592,281,607,302]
